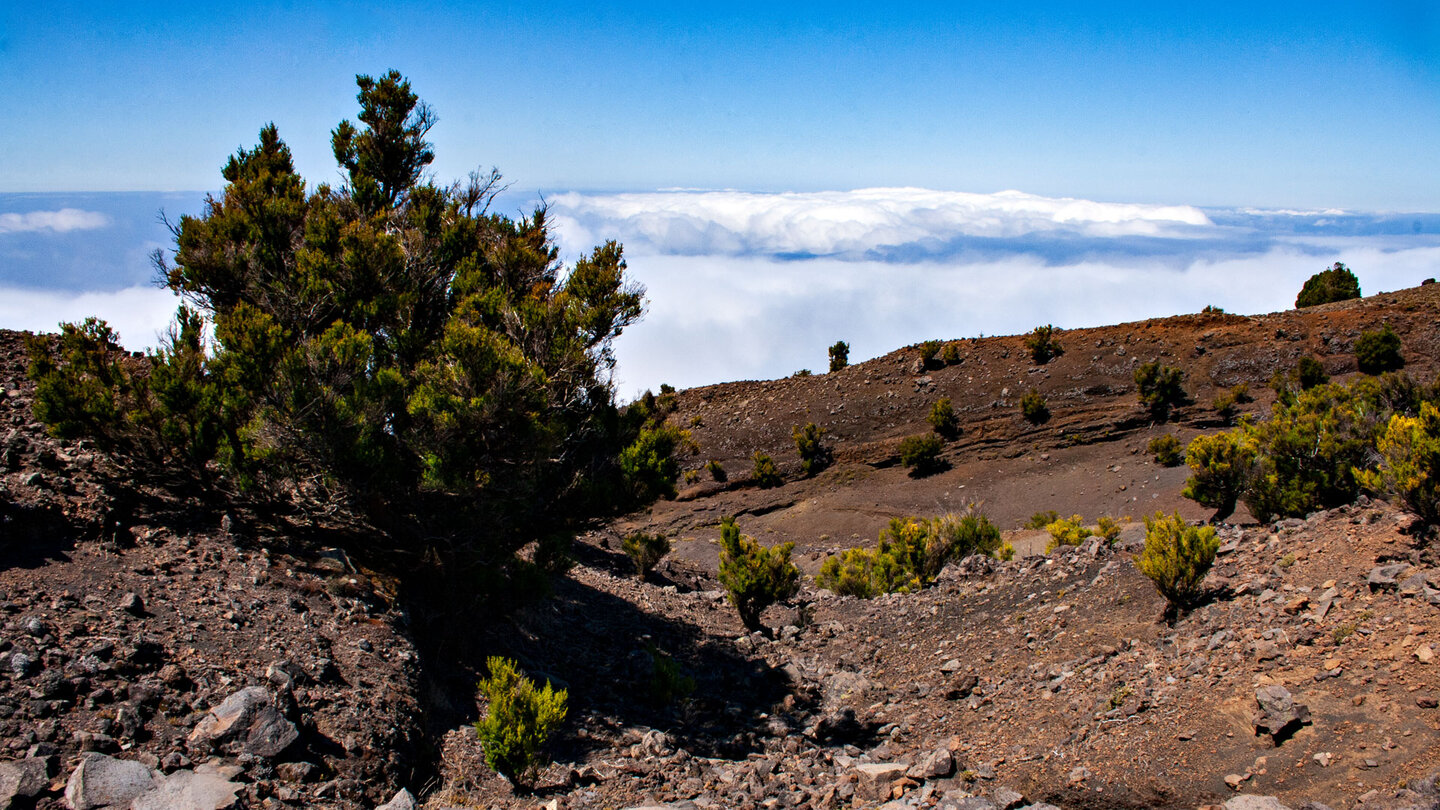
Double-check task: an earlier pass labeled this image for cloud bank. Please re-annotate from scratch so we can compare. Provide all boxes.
[0,208,110,234]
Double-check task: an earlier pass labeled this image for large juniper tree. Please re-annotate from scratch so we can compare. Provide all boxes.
[29,71,659,565]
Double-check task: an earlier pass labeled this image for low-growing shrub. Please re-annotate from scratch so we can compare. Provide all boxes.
[1295,262,1361,308]
[792,422,831,477]
[928,397,959,439]
[1020,389,1049,424]
[1044,514,1092,552]
[751,451,782,488]
[622,531,671,579]
[1355,324,1404,375]
[717,516,799,632]
[1096,516,1123,544]
[1357,402,1440,525]
[1148,434,1183,467]
[828,341,849,373]
[1135,362,1187,420]
[1025,324,1064,365]
[475,656,568,787]
[1296,357,1329,390]
[940,342,961,365]
[918,340,942,366]
[1213,384,1251,423]
[898,433,944,474]
[817,508,1003,597]
[619,424,693,503]
[644,644,695,707]
[1024,510,1060,530]
[704,459,727,482]
[1182,431,1256,522]
[1136,512,1219,612]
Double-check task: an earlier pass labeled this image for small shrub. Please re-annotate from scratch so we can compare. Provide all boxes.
[918,340,942,366]
[1355,324,1404,375]
[928,397,959,439]
[1025,324,1064,365]
[1182,431,1256,522]
[1213,389,1240,423]
[828,341,849,373]
[1096,516,1123,544]
[940,342,961,365]
[1136,512,1219,611]
[475,656,568,787]
[817,507,1003,597]
[996,542,1015,561]
[1044,515,1092,552]
[1135,361,1187,420]
[717,517,799,632]
[898,433,944,474]
[644,644,695,707]
[1296,357,1329,390]
[682,469,700,484]
[1020,389,1049,424]
[792,422,831,477]
[619,424,693,503]
[622,531,672,579]
[751,451,782,488]
[1149,434,1183,467]
[704,459,727,482]
[1202,304,1225,314]
[1024,510,1060,530]
[1357,402,1440,525]
[1295,262,1361,308]
[792,369,812,378]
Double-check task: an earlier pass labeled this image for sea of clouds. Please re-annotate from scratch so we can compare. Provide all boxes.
[3,188,1438,395]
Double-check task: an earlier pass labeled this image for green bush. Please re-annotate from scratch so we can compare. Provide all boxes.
[1044,514,1092,552]
[898,433,944,474]
[1097,516,1124,544]
[1297,357,1329,390]
[1135,362,1187,420]
[644,644,695,707]
[1295,262,1361,308]
[704,459,727,482]
[1182,431,1256,522]
[717,517,799,632]
[619,424,692,503]
[828,341,850,373]
[792,422,831,477]
[1025,324,1064,364]
[1020,389,1049,424]
[918,340,942,366]
[940,342,961,365]
[475,656,568,786]
[1023,510,1059,530]
[928,397,959,439]
[622,531,671,579]
[751,451,782,488]
[25,72,656,572]
[1357,403,1440,525]
[1355,324,1404,375]
[816,508,1003,597]
[1148,434,1183,467]
[1136,513,1219,611]
[1212,384,1250,423]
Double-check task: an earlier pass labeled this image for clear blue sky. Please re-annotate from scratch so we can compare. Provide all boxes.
[3,2,1438,209]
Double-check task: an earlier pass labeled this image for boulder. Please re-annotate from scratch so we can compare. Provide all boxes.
[1367,563,1408,591]
[63,752,157,810]
[1254,685,1311,743]
[243,707,299,757]
[0,757,50,807]
[376,788,417,810]
[1224,796,1293,810]
[906,747,954,780]
[189,686,298,757]
[131,764,243,810]
[853,763,907,801]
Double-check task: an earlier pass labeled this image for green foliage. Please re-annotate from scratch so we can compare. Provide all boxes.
[1025,324,1064,364]
[1295,262,1361,308]
[1020,389,1049,424]
[619,424,692,503]
[751,451,782,488]
[704,459,727,483]
[792,422,831,477]
[1202,304,1225,314]
[828,341,850,373]
[1135,362,1187,420]
[816,508,1003,597]
[643,644,694,707]
[717,517,799,632]
[898,433,944,474]
[1096,516,1124,544]
[928,397,959,439]
[918,340,942,366]
[622,531,672,579]
[28,72,656,569]
[1136,513,1219,610]
[1297,357,1329,390]
[940,342,961,365]
[1182,431,1256,521]
[792,369,812,378]
[1357,403,1440,525]
[1148,434,1183,467]
[1023,510,1060,530]
[1212,384,1250,423]
[1355,324,1404,375]
[1044,514,1092,552]
[474,656,568,786]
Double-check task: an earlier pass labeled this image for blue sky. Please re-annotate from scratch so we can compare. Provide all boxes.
[3,3,1439,392]
[3,2,1438,208]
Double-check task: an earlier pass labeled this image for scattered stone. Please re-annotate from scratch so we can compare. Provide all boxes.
[906,748,954,780]
[1368,564,1408,591]
[1224,796,1292,810]
[987,785,1025,809]
[1067,766,1090,786]
[1313,752,1334,767]
[854,763,907,802]
[376,787,417,810]
[0,757,49,806]
[1254,685,1311,743]
[1225,773,1250,790]
[117,592,144,615]
[243,706,299,757]
[64,752,158,810]
[1417,695,1438,709]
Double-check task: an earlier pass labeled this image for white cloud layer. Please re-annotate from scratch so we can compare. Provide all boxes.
[0,208,111,234]
[551,187,1213,260]
[0,285,178,350]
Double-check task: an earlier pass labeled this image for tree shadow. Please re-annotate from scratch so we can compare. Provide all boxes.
[0,500,78,569]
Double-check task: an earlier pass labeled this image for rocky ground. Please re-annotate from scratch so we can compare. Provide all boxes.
[2,283,1439,809]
